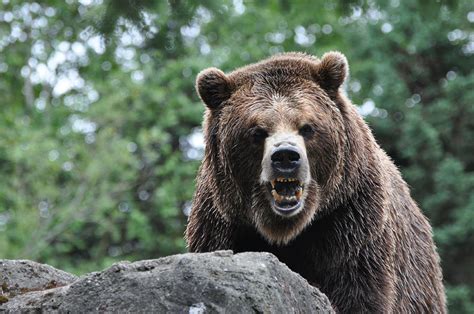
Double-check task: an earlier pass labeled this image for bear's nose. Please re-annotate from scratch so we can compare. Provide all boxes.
[271,146,301,173]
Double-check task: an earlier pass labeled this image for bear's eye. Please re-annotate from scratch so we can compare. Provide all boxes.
[299,124,315,139]
[250,127,268,144]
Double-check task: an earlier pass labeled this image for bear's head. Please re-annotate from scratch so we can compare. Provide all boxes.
[196,52,351,245]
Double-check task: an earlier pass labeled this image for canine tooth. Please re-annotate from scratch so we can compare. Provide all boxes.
[272,189,283,202]
[271,180,276,188]
[295,188,302,199]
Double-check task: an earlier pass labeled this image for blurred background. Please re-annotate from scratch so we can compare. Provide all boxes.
[0,0,473,311]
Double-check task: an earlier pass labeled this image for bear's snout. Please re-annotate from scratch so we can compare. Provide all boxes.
[259,131,311,217]
[261,131,310,185]
[271,145,301,175]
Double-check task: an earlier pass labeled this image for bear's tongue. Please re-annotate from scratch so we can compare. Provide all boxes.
[271,178,303,207]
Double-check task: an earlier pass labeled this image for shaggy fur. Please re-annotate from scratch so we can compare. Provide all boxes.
[186,52,446,313]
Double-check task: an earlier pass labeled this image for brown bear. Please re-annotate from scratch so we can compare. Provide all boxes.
[186,52,446,313]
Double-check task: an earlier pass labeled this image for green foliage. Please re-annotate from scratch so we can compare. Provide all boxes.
[0,0,472,311]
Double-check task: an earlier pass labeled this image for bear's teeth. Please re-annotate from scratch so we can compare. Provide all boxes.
[295,187,303,199]
[275,177,298,183]
[271,189,283,202]
[272,189,298,203]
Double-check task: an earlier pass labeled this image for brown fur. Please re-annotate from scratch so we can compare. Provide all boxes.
[186,52,446,313]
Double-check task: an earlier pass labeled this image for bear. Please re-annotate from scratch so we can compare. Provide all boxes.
[185,52,446,313]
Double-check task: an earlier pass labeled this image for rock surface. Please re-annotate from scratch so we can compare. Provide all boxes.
[0,251,334,313]
[0,259,77,297]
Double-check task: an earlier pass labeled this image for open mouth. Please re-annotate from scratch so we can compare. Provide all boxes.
[269,177,304,215]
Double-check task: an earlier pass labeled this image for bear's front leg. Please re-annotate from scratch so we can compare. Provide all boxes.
[186,195,235,252]
[320,240,395,313]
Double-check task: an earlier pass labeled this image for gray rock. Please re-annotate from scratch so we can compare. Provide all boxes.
[0,259,77,297]
[0,251,334,313]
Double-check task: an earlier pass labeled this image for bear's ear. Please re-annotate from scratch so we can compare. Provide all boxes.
[196,67,234,110]
[312,51,348,93]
